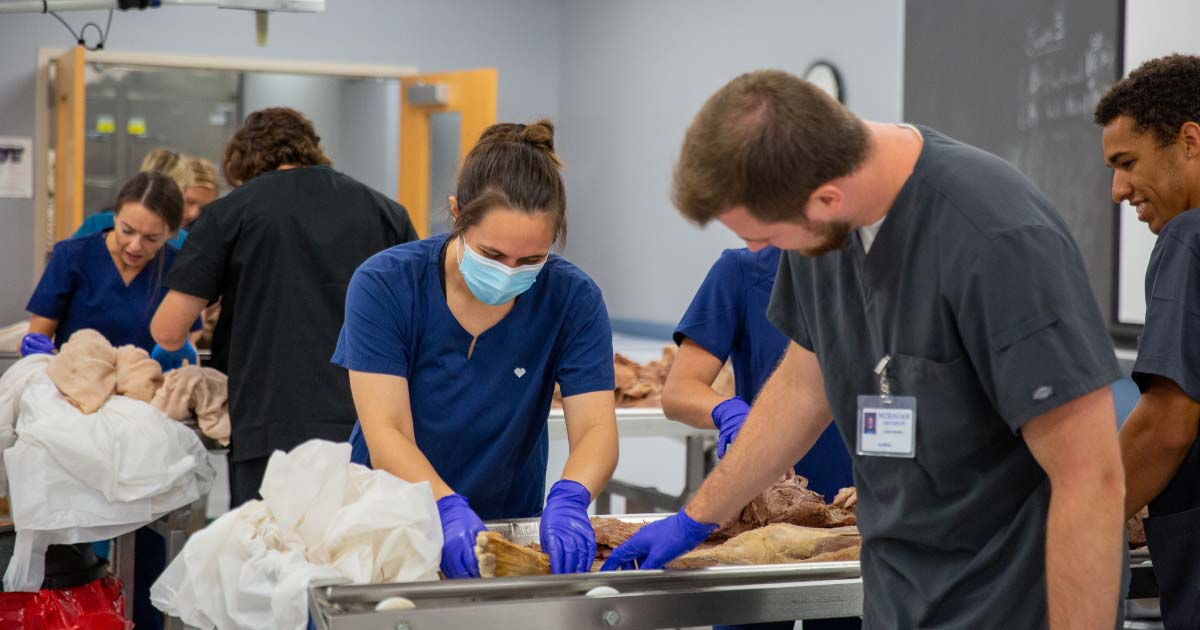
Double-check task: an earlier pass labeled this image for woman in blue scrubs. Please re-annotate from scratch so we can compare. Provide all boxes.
[333,120,618,579]
[20,170,199,630]
[662,245,859,630]
[23,170,200,357]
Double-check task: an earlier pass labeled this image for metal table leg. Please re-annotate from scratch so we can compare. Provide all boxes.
[109,531,136,622]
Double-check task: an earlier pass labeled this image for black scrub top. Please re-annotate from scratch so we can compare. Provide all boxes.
[1132,208,1200,627]
[167,165,419,462]
[767,127,1122,629]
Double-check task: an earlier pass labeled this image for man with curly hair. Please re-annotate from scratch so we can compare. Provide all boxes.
[150,107,419,506]
[1096,54,1200,628]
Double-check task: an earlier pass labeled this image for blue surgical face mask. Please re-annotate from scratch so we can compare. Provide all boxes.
[458,236,546,305]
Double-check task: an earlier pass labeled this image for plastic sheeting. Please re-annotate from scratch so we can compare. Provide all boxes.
[3,373,214,591]
[0,575,128,629]
[0,354,53,493]
[151,440,442,630]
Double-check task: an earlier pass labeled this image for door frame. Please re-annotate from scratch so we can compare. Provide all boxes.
[33,47,420,278]
[398,68,498,237]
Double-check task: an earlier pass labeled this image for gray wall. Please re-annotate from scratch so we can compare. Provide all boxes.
[557,0,906,328]
[239,73,400,196]
[0,0,563,324]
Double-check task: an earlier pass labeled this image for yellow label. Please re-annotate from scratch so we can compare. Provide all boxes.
[96,115,115,135]
[127,117,147,136]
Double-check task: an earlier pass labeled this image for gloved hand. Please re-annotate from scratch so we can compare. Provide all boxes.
[19,333,55,357]
[600,507,718,571]
[540,479,596,574]
[436,493,487,579]
[711,396,750,458]
[150,340,198,372]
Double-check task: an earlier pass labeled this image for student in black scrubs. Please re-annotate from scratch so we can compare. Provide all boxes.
[151,107,418,507]
[1096,54,1200,629]
[605,70,1127,630]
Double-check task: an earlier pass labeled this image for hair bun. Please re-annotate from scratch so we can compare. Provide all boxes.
[478,119,557,153]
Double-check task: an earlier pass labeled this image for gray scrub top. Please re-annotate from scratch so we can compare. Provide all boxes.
[768,127,1122,629]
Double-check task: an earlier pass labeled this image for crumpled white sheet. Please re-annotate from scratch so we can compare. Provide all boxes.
[2,372,215,591]
[0,354,53,493]
[151,440,442,630]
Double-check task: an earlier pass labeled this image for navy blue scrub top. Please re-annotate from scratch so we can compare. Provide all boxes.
[673,246,853,502]
[332,234,616,520]
[26,231,200,351]
[1131,208,1200,629]
[74,210,188,249]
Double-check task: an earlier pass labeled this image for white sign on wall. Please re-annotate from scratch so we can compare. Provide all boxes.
[0,136,33,199]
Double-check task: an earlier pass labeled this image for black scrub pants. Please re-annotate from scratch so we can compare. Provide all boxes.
[228,455,270,509]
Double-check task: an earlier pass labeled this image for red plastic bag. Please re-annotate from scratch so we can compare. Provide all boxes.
[0,576,129,629]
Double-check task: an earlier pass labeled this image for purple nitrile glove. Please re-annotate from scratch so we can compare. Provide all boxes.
[711,396,750,459]
[540,479,596,574]
[436,493,487,579]
[20,333,55,357]
[599,507,718,571]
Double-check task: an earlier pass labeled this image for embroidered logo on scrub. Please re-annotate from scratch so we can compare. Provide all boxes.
[514,367,527,378]
[1032,386,1053,401]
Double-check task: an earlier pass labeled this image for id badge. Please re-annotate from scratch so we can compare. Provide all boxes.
[856,355,916,458]
[856,394,917,458]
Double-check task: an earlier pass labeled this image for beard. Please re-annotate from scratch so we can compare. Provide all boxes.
[797,219,853,256]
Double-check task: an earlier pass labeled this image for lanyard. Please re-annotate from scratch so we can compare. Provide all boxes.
[874,355,892,398]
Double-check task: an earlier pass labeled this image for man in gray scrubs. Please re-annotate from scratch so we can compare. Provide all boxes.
[603,70,1126,629]
[1096,54,1200,628]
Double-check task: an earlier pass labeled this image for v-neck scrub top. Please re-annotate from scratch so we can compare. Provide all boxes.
[767,127,1122,629]
[332,234,616,519]
[26,231,199,351]
[673,246,853,502]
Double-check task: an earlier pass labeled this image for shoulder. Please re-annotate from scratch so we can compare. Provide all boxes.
[543,255,604,303]
[52,231,104,260]
[357,235,443,280]
[915,127,1061,237]
[1158,210,1200,256]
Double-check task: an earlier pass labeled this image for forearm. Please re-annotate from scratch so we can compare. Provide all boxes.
[560,423,618,498]
[661,378,726,429]
[686,349,830,524]
[151,291,208,350]
[1045,474,1124,630]
[365,423,455,499]
[1120,398,1199,518]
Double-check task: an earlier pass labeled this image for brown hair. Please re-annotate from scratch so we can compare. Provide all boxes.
[222,107,332,187]
[113,170,184,233]
[673,69,870,225]
[451,119,567,247]
[139,148,190,193]
[1094,54,1200,146]
[186,156,220,191]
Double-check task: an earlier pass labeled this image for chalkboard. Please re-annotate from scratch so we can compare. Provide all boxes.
[904,0,1122,325]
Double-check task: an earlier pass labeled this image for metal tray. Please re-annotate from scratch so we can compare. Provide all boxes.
[309,513,863,630]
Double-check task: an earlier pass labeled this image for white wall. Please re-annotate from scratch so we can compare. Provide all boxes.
[1118,0,1199,324]
[0,0,563,324]
[557,0,906,328]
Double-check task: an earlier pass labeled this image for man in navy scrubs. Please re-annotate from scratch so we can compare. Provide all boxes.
[605,70,1127,630]
[1096,54,1200,628]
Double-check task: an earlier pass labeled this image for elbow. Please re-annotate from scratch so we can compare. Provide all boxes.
[660,384,685,420]
[149,315,186,350]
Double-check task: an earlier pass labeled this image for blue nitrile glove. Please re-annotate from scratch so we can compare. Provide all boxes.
[711,396,750,459]
[540,479,596,574]
[19,333,55,357]
[600,507,718,571]
[436,493,487,579]
[150,340,198,372]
